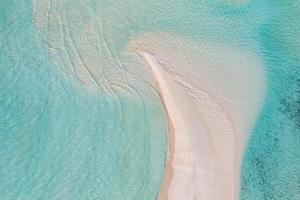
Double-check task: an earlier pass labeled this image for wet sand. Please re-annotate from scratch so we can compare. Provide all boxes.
[129,33,266,199]
[141,52,237,199]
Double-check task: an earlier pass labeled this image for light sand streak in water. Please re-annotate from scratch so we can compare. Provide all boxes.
[130,32,266,200]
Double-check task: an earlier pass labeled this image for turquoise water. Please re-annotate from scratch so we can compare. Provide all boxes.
[240,2,300,200]
[0,1,167,199]
[1,0,300,199]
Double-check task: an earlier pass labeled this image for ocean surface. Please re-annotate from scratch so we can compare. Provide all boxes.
[0,0,299,199]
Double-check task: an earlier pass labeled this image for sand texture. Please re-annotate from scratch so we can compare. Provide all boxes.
[129,32,266,200]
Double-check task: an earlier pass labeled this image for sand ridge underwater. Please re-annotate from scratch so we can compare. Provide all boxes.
[0,0,300,199]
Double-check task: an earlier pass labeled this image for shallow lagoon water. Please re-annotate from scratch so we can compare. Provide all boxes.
[240,2,300,199]
[0,1,166,199]
[0,0,300,199]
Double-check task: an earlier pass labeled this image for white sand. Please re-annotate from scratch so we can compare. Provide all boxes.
[129,32,266,200]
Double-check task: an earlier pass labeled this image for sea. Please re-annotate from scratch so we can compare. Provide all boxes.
[0,0,299,199]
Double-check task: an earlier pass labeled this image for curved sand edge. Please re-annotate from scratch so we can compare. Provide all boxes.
[129,32,266,200]
[141,52,237,200]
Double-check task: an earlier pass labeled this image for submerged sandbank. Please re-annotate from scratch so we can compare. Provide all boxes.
[129,32,266,200]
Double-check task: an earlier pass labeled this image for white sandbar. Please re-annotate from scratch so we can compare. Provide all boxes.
[129,32,266,200]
